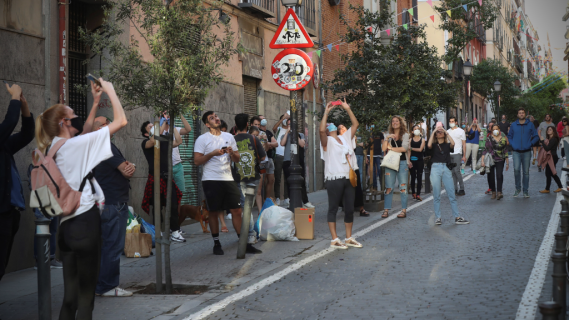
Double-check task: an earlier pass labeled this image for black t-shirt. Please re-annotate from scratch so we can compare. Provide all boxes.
[431,142,451,163]
[498,121,510,133]
[261,129,276,159]
[369,133,385,157]
[355,136,364,155]
[410,138,424,161]
[390,139,406,161]
[94,143,130,204]
[533,120,540,130]
[141,137,170,175]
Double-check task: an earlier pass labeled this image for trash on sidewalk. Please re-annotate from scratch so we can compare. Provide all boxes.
[254,198,275,239]
[294,208,314,240]
[257,204,299,241]
[126,206,154,255]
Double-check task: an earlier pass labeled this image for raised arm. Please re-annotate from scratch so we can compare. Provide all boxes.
[319,102,333,150]
[179,114,192,135]
[173,126,182,148]
[5,92,35,154]
[100,79,127,136]
[82,80,102,134]
[1,84,22,143]
[427,130,436,149]
[340,98,358,139]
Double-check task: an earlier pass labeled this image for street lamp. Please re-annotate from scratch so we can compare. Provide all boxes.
[494,80,501,121]
[281,0,302,6]
[463,59,473,124]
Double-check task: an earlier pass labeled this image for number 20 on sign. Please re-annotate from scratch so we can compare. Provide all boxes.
[271,49,314,91]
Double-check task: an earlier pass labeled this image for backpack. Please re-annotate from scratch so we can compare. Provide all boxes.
[29,139,94,218]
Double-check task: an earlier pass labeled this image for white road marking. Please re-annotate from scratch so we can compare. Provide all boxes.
[515,168,565,320]
[184,174,475,320]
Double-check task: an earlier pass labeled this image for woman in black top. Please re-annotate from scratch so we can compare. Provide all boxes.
[407,125,425,201]
[539,126,563,193]
[428,125,469,225]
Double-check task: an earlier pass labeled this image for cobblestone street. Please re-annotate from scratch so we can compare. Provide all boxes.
[0,159,564,320]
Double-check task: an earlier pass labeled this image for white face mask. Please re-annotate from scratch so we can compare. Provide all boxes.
[449,123,456,128]
[282,119,287,126]
[413,130,420,136]
[493,130,499,136]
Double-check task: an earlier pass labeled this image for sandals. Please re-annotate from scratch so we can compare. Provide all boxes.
[330,238,348,250]
[221,226,229,233]
[344,237,363,248]
[360,209,370,217]
[381,210,389,218]
[397,209,407,219]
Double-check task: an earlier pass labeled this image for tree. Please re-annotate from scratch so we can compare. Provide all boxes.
[469,59,520,121]
[80,0,240,293]
[435,0,499,64]
[323,3,460,141]
[511,75,567,122]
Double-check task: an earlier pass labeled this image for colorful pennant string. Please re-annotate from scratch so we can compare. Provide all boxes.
[446,10,452,17]
[430,15,435,23]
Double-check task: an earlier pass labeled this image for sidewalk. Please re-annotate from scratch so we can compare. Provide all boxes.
[0,189,404,320]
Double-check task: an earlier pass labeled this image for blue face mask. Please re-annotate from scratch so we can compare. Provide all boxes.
[462,125,466,128]
[327,124,337,132]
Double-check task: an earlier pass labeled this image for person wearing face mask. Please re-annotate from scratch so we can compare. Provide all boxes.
[272,113,290,206]
[34,78,127,319]
[447,117,466,195]
[481,125,509,200]
[257,115,279,202]
[536,114,555,168]
[159,112,192,196]
[463,121,482,174]
[407,125,425,201]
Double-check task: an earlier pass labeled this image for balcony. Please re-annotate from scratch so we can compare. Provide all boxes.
[238,0,276,18]
[515,56,523,73]
[295,0,317,36]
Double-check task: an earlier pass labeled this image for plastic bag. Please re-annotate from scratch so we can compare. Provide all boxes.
[258,206,298,241]
[140,218,156,248]
[254,198,275,239]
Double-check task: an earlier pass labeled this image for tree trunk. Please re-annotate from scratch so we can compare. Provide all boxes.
[164,112,174,294]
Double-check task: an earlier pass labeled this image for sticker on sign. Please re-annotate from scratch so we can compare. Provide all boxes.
[269,8,314,49]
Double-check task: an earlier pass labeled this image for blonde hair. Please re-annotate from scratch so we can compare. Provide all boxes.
[388,116,408,139]
[35,104,67,154]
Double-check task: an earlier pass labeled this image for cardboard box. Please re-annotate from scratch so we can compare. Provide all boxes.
[294,208,314,240]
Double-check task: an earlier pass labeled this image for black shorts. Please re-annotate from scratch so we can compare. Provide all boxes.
[202,180,242,212]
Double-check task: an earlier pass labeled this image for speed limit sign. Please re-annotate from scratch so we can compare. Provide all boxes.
[271,49,314,91]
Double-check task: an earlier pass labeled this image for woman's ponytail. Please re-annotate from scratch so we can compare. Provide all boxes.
[34,104,67,154]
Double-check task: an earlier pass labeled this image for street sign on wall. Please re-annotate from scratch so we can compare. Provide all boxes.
[269,8,314,49]
[271,49,314,91]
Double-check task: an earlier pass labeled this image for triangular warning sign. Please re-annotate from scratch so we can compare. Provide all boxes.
[269,8,314,49]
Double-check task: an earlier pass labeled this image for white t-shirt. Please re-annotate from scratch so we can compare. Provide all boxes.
[164,127,182,166]
[320,127,357,181]
[275,127,286,156]
[53,127,113,224]
[447,128,466,154]
[194,132,238,181]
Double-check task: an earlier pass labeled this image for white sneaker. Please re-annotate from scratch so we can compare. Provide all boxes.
[170,230,186,243]
[275,198,281,206]
[281,198,290,207]
[101,287,133,297]
[227,213,232,220]
[302,202,315,208]
[50,259,63,269]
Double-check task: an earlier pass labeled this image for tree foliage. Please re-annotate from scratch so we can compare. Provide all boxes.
[323,3,460,140]
[80,0,240,116]
[509,75,568,123]
[469,59,520,121]
[435,0,499,64]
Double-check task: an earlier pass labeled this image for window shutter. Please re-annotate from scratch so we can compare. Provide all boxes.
[243,77,258,116]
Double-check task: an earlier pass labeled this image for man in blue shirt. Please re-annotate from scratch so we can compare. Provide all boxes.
[507,107,539,198]
[0,83,35,281]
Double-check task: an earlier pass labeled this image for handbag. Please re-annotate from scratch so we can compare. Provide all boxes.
[252,135,266,174]
[380,139,402,171]
[345,155,357,187]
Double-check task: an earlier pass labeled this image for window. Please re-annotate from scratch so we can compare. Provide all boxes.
[243,77,258,116]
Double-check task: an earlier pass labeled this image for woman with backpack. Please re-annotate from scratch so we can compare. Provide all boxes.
[34,78,127,320]
[481,124,509,200]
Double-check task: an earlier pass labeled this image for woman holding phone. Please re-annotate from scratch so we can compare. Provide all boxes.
[34,78,127,319]
[428,123,469,225]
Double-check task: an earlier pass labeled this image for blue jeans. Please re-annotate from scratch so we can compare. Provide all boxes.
[356,155,364,184]
[96,203,129,294]
[369,156,382,189]
[513,151,531,193]
[384,160,409,210]
[240,181,259,244]
[33,209,57,260]
[430,163,460,219]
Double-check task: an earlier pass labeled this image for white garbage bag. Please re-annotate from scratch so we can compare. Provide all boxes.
[258,206,299,241]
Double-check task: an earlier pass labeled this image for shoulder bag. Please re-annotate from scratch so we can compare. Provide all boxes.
[252,135,266,174]
[345,155,357,187]
[380,139,401,171]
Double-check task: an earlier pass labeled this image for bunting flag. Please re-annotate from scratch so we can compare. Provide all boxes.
[447,10,452,17]
[316,51,321,57]
[427,0,433,7]
[403,24,408,30]
[408,8,414,16]
[386,29,391,36]
[430,15,435,23]
[463,5,468,11]
[478,0,482,5]
[335,44,340,51]
[366,26,372,33]
[307,51,313,58]
[327,44,332,51]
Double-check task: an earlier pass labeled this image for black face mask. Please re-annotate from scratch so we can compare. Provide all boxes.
[70,117,84,136]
